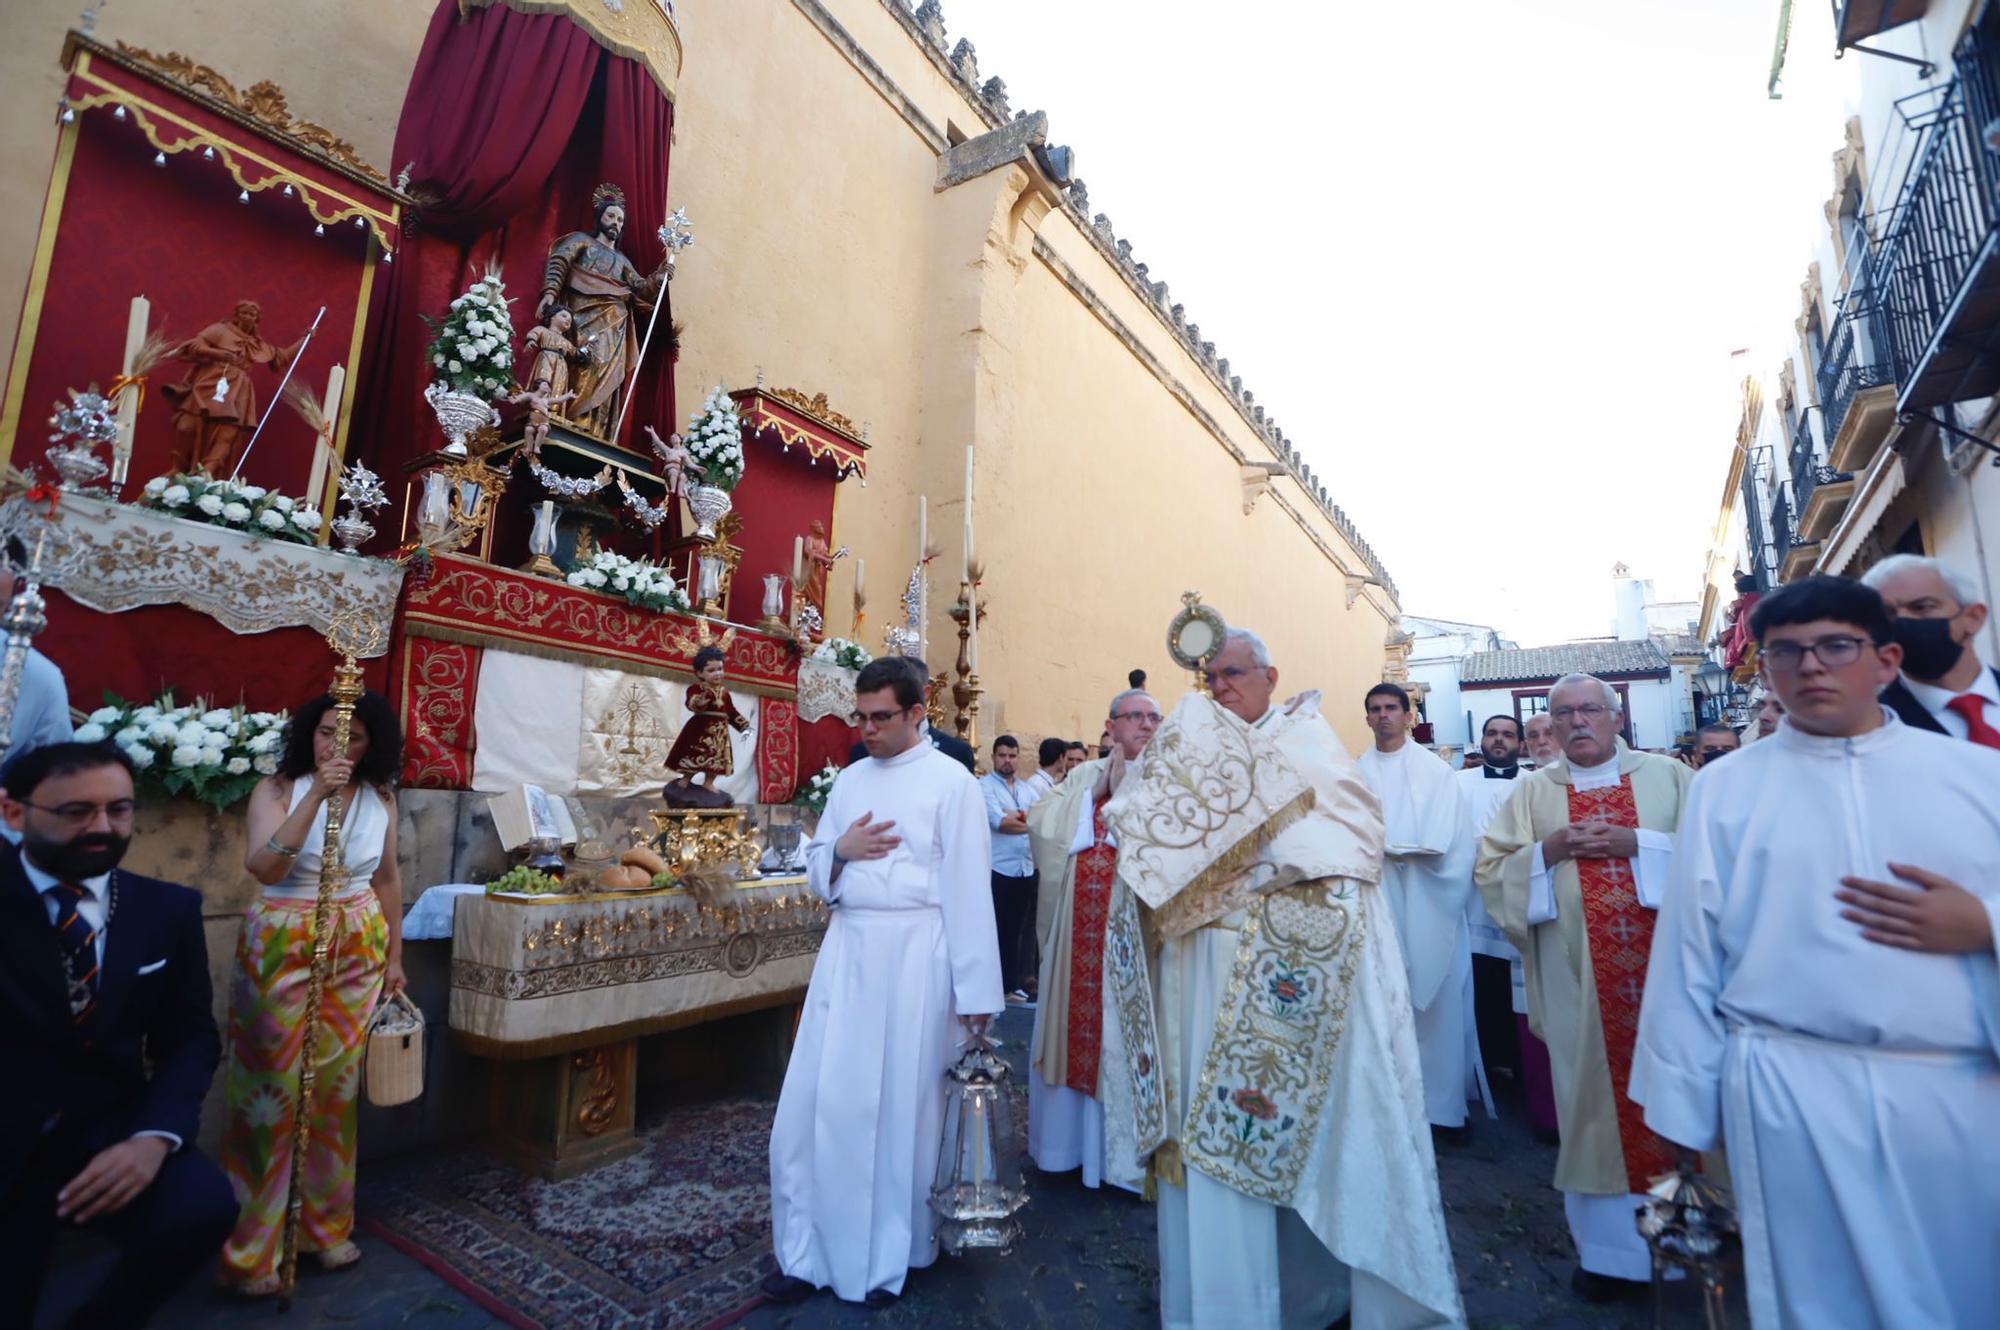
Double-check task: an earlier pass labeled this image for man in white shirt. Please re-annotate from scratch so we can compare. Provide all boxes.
[981,734,1039,1003]
[765,659,1002,1308]
[1632,575,2000,1329]
[1024,737,1066,800]
[1356,684,1481,1133]
[0,562,75,760]
[1862,554,2000,749]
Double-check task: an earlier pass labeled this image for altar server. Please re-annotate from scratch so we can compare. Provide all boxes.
[1024,687,1159,1191]
[1632,576,2000,1329]
[1475,674,1691,1301]
[765,657,1003,1308]
[1356,684,1483,1131]
[1134,630,1464,1330]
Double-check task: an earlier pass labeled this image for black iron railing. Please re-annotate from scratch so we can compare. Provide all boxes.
[1814,247,1897,438]
[1876,17,2000,403]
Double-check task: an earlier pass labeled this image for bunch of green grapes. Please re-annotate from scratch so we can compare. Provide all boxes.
[485,866,562,896]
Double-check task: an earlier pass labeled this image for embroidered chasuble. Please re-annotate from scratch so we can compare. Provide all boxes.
[1565,780,1672,1192]
[1065,803,1116,1095]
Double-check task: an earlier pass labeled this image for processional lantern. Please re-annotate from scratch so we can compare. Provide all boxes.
[929,1035,1026,1255]
[1637,1161,1738,1330]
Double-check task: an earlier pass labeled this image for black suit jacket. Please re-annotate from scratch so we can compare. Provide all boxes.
[0,843,220,1196]
[847,725,977,773]
[1880,667,2000,736]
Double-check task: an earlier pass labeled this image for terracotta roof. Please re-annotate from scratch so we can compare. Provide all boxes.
[1459,639,1672,685]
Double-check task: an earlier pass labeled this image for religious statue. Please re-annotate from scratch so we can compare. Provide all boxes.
[520,305,593,404]
[642,425,700,497]
[504,383,578,462]
[159,300,306,475]
[1720,571,1762,674]
[663,645,749,808]
[537,182,671,441]
[801,519,838,627]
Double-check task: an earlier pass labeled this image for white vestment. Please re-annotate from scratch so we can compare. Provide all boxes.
[1358,744,1480,1128]
[1632,713,2000,1329]
[770,740,1004,1301]
[1454,767,1522,965]
[1152,700,1465,1330]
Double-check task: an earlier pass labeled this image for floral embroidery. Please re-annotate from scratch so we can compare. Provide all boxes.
[1265,966,1314,1013]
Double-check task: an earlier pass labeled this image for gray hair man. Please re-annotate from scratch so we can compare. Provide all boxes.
[1474,672,1694,1302]
[1863,555,1999,748]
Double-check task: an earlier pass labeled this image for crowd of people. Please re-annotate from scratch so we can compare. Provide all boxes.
[764,556,1999,1330]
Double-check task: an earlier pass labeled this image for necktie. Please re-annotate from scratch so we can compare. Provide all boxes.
[49,881,100,1023]
[1946,694,2000,750]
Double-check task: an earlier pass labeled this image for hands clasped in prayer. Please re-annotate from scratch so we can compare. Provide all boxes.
[1540,817,1638,866]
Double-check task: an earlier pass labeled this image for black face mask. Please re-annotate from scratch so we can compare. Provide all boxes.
[24,829,130,882]
[1891,616,1965,681]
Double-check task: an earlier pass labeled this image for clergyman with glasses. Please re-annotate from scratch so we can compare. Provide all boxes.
[765,657,1002,1309]
[1473,671,1693,1305]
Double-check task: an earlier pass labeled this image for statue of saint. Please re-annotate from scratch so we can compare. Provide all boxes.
[663,645,749,808]
[537,183,670,442]
[642,425,699,497]
[802,519,838,632]
[159,300,306,475]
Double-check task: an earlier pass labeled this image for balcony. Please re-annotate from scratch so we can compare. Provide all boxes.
[1834,1,1931,52]
[1815,263,1900,471]
[1788,411,1856,543]
[1878,18,2000,412]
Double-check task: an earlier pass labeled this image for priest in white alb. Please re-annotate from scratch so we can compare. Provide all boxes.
[1631,576,2000,1329]
[1473,672,1692,1302]
[764,658,1004,1309]
[1118,629,1464,1330]
[1025,687,1162,1192]
[1456,714,1525,1121]
[1356,683,1484,1131]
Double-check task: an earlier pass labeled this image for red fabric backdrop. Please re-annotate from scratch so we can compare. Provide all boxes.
[353,3,676,493]
[723,431,844,625]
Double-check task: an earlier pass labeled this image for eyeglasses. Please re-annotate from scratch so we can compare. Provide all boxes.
[1202,666,1257,687]
[1111,710,1163,724]
[850,705,917,728]
[1762,635,1867,672]
[22,799,138,828]
[1550,705,1612,722]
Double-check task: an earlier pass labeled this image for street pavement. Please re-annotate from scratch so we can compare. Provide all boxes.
[44,1007,1738,1330]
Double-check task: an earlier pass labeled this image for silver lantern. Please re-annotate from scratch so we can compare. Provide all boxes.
[1637,1161,1737,1330]
[929,1037,1026,1255]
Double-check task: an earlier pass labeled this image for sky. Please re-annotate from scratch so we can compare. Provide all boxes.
[949,0,1858,645]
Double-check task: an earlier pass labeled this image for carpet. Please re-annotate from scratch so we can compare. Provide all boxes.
[360,1096,779,1330]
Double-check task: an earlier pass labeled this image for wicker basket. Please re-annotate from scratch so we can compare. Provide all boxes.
[364,991,425,1107]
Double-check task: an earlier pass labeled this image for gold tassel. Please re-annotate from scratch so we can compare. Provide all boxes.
[1150,1140,1185,1190]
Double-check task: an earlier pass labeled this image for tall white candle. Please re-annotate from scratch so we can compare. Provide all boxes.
[792,534,804,585]
[305,362,345,511]
[112,295,149,480]
[962,445,974,584]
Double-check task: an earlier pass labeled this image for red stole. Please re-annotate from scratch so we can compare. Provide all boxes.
[1567,780,1674,1192]
[1065,801,1117,1095]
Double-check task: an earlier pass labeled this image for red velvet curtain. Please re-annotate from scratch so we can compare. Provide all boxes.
[354,3,675,488]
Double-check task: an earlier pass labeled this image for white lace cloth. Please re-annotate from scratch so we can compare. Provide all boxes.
[795,656,858,724]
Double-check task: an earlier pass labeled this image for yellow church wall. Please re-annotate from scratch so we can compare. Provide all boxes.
[0,0,1400,757]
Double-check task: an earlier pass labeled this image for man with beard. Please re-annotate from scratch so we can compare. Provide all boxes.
[1523,712,1560,768]
[537,182,674,440]
[1,742,237,1329]
[160,299,308,475]
[1863,555,1999,748]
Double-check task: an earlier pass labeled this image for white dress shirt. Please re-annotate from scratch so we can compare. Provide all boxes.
[1899,665,2000,742]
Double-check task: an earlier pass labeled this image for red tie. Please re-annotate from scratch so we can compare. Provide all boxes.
[1946,694,2000,749]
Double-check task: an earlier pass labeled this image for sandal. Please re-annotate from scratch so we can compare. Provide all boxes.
[232,1274,283,1299]
[316,1241,362,1272]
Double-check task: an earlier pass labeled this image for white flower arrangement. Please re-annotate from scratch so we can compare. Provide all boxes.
[564,549,693,615]
[683,385,745,492]
[810,637,872,671]
[793,762,840,816]
[140,471,322,544]
[84,694,289,811]
[424,269,516,400]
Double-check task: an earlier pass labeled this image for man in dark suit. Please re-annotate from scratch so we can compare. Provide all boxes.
[1863,556,2000,748]
[846,657,977,772]
[1,741,238,1329]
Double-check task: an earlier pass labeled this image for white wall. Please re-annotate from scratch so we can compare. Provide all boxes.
[1459,677,1680,752]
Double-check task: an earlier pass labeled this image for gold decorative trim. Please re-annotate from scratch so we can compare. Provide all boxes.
[458,0,682,102]
[0,112,80,470]
[768,387,860,438]
[402,619,799,701]
[106,40,388,183]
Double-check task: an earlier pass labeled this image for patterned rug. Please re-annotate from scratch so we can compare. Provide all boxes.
[360,1096,779,1330]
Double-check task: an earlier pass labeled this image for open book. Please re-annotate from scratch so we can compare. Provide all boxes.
[486,783,578,853]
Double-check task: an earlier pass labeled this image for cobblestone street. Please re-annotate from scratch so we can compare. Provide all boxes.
[43,1009,1743,1330]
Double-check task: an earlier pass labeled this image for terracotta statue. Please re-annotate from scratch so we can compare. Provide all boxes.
[505,383,578,462]
[536,183,670,441]
[642,425,700,497]
[802,519,838,624]
[663,645,749,808]
[159,300,306,475]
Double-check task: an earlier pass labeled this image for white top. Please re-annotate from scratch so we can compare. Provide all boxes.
[267,774,389,901]
[1525,751,1673,923]
[1356,742,1460,856]
[1900,665,2000,742]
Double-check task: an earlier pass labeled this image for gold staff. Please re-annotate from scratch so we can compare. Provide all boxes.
[277,607,383,1310]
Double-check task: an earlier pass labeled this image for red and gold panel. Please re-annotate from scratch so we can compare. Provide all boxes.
[398,636,481,790]
[720,388,869,626]
[756,697,800,803]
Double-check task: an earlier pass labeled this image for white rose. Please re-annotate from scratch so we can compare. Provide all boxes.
[134,705,160,722]
[197,747,224,768]
[433,354,446,368]
[87,705,122,724]
[162,484,192,507]
[143,476,168,497]
[74,722,107,742]
[450,295,468,309]
[273,495,295,513]
[170,744,204,768]
[226,756,252,775]
[566,572,587,587]
[238,485,266,501]
[291,510,321,530]
[253,752,281,775]
[201,708,232,727]
[195,494,224,516]
[115,725,143,744]
[258,510,286,531]
[612,576,630,592]
[124,744,156,770]
[146,720,180,744]
[247,730,280,754]
[448,360,462,374]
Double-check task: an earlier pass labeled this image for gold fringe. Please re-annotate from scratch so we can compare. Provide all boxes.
[457,0,681,100]
[403,621,798,700]
[1150,788,1316,940]
[1150,1141,1185,1190]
